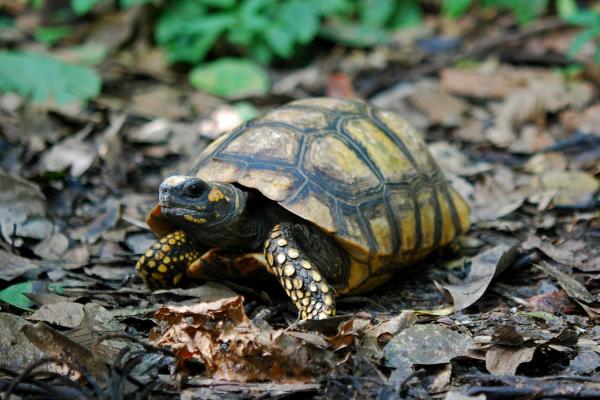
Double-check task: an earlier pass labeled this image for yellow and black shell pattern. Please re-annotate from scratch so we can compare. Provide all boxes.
[190,98,470,294]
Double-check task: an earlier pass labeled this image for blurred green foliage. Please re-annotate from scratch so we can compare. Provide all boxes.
[1,0,600,102]
[0,51,101,104]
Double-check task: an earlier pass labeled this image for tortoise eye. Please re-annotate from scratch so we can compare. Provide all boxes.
[184,180,206,198]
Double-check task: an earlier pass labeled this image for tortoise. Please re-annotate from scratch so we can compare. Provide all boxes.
[135,98,470,320]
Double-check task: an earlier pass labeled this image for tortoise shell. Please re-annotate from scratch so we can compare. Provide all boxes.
[150,98,470,294]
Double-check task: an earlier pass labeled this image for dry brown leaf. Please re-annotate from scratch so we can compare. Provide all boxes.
[28,302,85,328]
[485,345,536,375]
[523,236,600,272]
[538,171,599,209]
[383,324,474,366]
[0,249,41,281]
[407,80,468,127]
[534,261,595,304]
[41,137,97,177]
[442,245,518,311]
[153,296,335,382]
[0,313,45,370]
[0,173,52,243]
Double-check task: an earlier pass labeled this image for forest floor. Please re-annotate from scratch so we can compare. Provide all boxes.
[1,6,599,400]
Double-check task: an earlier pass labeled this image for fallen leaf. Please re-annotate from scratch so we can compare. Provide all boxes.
[407,80,468,127]
[152,282,239,302]
[153,296,335,382]
[0,281,49,310]
[41,137,97,177]
[22,322,107,379]
[523,236,600,272]
[429,142,492,176]
[485,345,536,375]
[383,324,474,366]
[534,261,595,304]
[67,303,126,365]
[566,351,600,375]
[442,245,518,311]
[539,171,599,209]
[0,313,45,370]
[32,233,69,261]
[28,302,85,328]
[0,173,52,243]
[130,85,188,119]
[444,392,486,400]
[0,249,41,281]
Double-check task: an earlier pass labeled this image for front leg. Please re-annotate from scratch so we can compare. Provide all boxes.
[136,230,202,289]
[264,223,348,320]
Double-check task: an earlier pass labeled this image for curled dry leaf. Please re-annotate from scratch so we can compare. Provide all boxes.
[442,245,519,311]
[0,173,52,243]
[383,324,474,367]
[485,345,536,376]
[28,302,85,328]
[523,236,600,273]
[0,249,41,281]
[407,80,468,127]
[538,171,599,209]
[153,296,335,382]
[533,261,595,304]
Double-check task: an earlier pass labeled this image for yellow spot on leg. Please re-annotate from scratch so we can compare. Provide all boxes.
[287,248,299,258]
[158,265,167,273]
[173,273,183,285]
[283,263,295,276]
[276,253,286,264]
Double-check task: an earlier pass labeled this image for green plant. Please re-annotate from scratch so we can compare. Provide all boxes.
[558,0,600,63]
[0,51,101,104]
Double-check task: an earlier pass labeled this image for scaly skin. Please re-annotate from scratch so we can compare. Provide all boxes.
[135,230,199,289]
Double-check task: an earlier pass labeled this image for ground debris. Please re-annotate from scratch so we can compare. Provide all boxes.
[152,296,336,382]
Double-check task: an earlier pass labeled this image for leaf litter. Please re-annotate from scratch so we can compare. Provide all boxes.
[0,5,599,399]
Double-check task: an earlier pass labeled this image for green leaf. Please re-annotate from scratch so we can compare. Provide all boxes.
[569,29,597,57]
[265,25,295,58]
[278,0,320,44]
[0,51,101,104]
[391,0,423,29]
[557,0,577,20]
[309,0,353,16]
[197,0,236,8]
[71,0,105,15]
[563,10,600,27]
[359,0,396,28]
[189,58,269,99]
[233,101,259,121]
[320,20,389,47]
[34,26,71,45]
[0,282,39,310]
[443,0,472,18]
[120,0,154,8]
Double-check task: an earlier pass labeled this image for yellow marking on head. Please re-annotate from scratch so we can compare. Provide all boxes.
[152,242,161,249]
[208,187,225,202]
[287,248,299,258]
[283,264,295,276]
[156,251,164,260]
[164,256,171,264]
[163,175,187,186]
[148,260,156,268]
[300,260,312,269]
[145,250,154,258]
[173,273,183,285]
[158,265,167,273]
[163,244,171,252]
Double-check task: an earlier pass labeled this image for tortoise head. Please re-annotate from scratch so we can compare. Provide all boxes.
[158,175,247,229]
